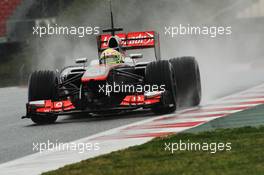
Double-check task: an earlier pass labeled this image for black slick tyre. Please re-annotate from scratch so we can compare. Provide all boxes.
[170,57,201,107]
[28,70,58,124]
[145,60,178,114]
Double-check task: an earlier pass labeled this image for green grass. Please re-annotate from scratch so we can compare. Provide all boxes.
[43,126,264,175]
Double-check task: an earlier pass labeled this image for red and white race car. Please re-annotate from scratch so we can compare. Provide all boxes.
[22,9,201,125]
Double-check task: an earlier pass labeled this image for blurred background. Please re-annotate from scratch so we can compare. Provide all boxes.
[0,0,264,102]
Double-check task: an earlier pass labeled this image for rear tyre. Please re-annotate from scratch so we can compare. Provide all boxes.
[145,60,178,114]
[170,57,201,107]
[28,70,58,124]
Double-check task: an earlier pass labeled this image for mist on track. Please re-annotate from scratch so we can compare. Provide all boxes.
[33,0,264,103]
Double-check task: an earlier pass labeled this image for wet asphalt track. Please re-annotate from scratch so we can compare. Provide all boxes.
[0,81,262,164]
[0,87,155,164]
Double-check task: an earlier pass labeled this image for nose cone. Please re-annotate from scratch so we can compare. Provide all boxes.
[81,66,109,83]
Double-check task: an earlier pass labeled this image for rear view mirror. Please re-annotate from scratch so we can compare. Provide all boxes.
[75,58,88,64]
[129,53,143,59]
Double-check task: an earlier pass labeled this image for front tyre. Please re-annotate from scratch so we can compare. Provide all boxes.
[170,57,201,107]
[145,60,178,114]
[28,70,58,124]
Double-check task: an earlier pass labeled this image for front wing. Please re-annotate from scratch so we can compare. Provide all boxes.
[22,92,162,118]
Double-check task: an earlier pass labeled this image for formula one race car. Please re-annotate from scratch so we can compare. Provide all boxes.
[22,8,201,125]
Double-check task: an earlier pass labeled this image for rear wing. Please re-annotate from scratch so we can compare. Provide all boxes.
[97,31,161,60]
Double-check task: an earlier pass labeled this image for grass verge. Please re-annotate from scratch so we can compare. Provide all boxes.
[43,126,264,175]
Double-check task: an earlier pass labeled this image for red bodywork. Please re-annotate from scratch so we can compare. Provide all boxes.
[81,64,125,83]
[100,31,155,49]
[120,95,160,106]
[97,31,161,60]
[33,100,75,113]
[28,95,161,115]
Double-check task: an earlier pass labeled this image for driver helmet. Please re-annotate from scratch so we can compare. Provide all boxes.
[100,48,124,64]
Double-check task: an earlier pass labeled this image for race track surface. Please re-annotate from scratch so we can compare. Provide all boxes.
[0,81,263,164]
[0,87,154,164]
